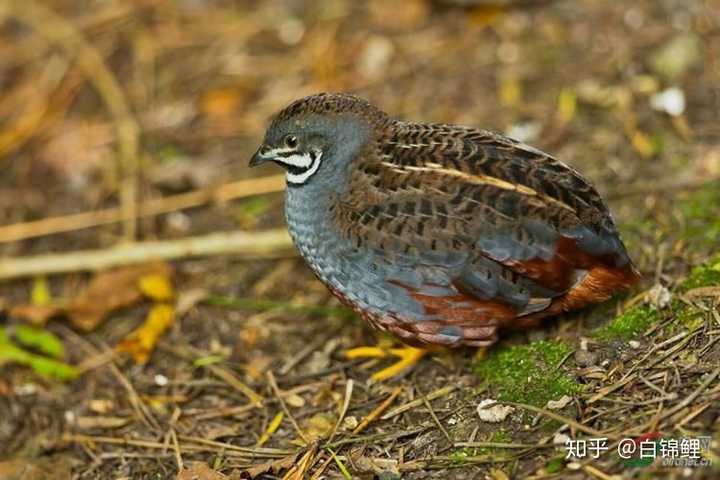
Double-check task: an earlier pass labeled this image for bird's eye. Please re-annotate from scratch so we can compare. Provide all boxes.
[284,135,299,149]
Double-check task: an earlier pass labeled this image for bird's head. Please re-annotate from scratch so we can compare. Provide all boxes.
[250,93,390,186]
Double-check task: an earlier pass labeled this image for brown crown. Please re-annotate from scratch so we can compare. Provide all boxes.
[270,92,392,129]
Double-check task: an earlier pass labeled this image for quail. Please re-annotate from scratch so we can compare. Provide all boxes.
[250,93,640,380]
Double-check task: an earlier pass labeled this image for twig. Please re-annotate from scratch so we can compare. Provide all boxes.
[422,394,451,443]
[256,412,284,448]
[184,403,256,421]
[0,229,294,280]
[282,444,318,480]
[267,371,310,445]
[61,328,160,431]
[327,380,353,443]
[455,442,550,449]
[582,464,616,480]
[353,386,403,434]
[0,175,285,244]
[658,368,720,423]
[8,0,142,240]
[177,435,292,457]
[170,429,183,472]
[381,385,456,420]
[208,365,264,407]
[64,433,291,458]
[280,332,333,375]
[501,401,613,438]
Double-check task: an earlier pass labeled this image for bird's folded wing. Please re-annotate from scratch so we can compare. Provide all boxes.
[331,123,634,309]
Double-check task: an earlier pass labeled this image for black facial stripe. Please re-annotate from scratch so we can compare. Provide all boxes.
[273,160,307,176]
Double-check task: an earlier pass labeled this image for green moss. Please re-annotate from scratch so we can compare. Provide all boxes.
[490,430,511,443]
[449,431,512,465]
[473,340,580,406]
[672,301,704,330]
[545,455,566,474]
[678,181,720,248]
[449,448,472,465]
[677,256,720,291]
[594,305,660,341]
[593,257,720,340]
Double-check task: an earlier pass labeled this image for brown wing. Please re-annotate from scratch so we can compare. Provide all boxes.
[330,121,638,319]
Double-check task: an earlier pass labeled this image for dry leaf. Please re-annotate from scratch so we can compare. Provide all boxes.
[244,355,273,381]
[298,412,336,443]
[69,263,172,331]
[75,415,130,430]
[116,303,175,364]
[176,462,228,480]
[9,265,171,329]
[241,452,300,479]
[0,456,72,480]
[9,304,62,326]
[88,399,115,414]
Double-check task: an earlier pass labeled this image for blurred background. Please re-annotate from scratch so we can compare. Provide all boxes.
[1,1,719,478]
[1,0,717,264]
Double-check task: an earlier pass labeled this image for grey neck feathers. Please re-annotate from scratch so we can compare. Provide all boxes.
[287,114,371,198]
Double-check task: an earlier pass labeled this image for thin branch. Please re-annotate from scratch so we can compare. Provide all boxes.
[0,175,285,244]
[0,229,295,280]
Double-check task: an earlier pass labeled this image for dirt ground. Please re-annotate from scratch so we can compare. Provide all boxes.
[1,0,719,478]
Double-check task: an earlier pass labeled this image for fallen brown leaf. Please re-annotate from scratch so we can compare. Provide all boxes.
[0,455,72,480]
[69,263,172,331]
[240,451,300,479]
[176,462,228,480]
[9,304,62,326]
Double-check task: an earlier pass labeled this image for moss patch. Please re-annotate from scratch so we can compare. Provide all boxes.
[678,181,720,249]
[473,340,580,407]
[593,304,661,341]
[594,256,720,339]
[677,256,720,291]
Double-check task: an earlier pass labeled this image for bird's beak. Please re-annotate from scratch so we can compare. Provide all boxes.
[249,147,269,167]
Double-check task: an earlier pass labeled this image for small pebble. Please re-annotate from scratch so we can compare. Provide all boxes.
[650,87,686,116]
[64,410,76,425]
[628,340,642,349]
[574,349,598,367]
[154,374,169,386]
[546,395,572,410]
[646,284,671,308]
[477,399,514,423]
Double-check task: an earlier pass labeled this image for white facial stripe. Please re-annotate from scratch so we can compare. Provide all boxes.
[278,153,312,168]
[265,146,295,157]
[287,151,322,184]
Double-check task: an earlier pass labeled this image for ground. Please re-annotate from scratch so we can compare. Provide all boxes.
[0,0,719,479]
